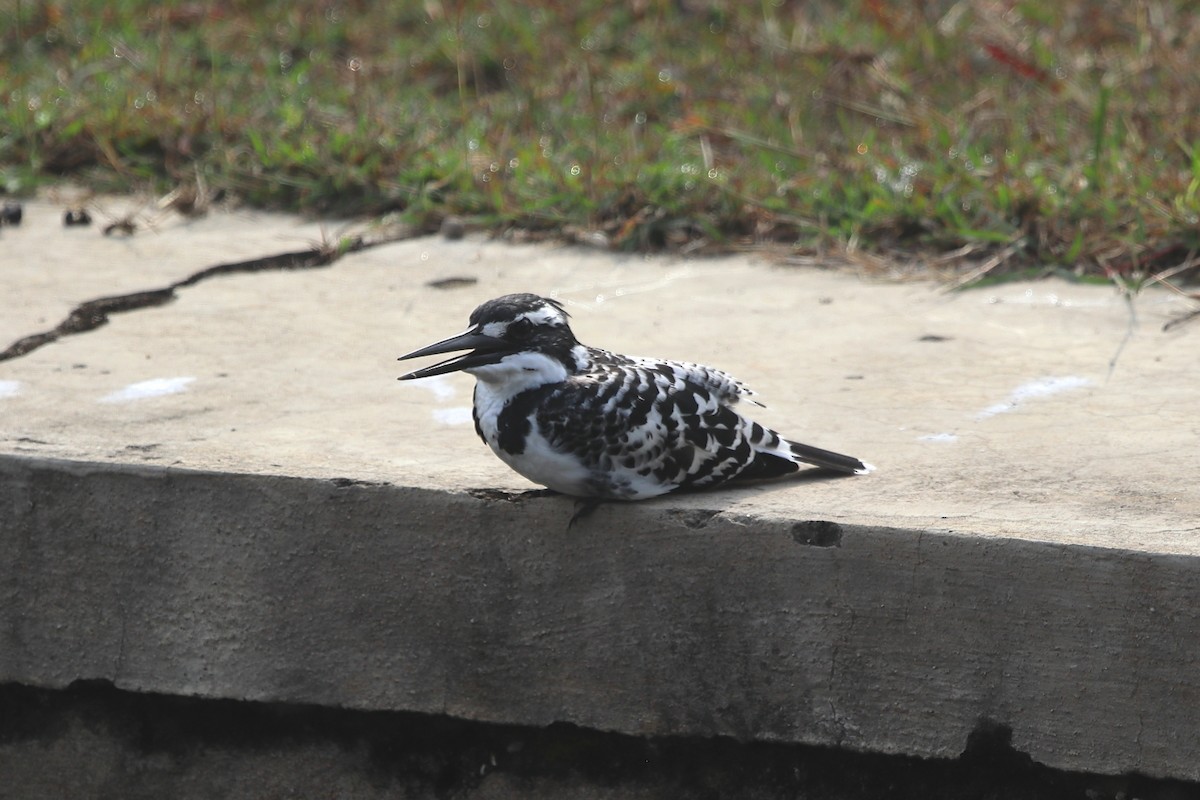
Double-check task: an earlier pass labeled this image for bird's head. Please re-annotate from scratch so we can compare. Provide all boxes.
[398,293,579,381]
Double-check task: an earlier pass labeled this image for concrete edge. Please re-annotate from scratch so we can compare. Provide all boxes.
[2,455,1197,780]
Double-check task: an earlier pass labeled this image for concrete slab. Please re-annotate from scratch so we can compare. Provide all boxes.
[1,197,1198,780]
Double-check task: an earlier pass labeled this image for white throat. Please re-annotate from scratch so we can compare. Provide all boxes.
[469,352,572,473]
[466,351,568,396]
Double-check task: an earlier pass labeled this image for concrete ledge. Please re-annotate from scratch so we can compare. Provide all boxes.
[3,455,1198,780]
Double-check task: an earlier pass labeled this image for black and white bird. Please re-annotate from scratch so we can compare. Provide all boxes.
[398,293,871,500]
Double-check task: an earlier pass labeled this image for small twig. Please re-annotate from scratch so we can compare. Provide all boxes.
[1149,250,1200,331]
[1148,249,1200,295]
[930,241,988,264]
[1163,308,1200,332]
[1107,290,1138,379]
[942,238,1023,292]
[819,95,917,127]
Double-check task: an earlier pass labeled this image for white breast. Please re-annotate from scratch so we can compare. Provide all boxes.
[493,422,594,496]
[469,351,594,494]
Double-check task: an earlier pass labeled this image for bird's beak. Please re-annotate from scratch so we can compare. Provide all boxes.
[397,328,512,380]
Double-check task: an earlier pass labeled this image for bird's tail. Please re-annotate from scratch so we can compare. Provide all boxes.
[784,439,874,475]
[744,419,874,477]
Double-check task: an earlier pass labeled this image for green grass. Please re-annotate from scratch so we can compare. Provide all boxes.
[3,0,1200,284]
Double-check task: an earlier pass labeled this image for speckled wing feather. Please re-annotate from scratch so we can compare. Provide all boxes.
[528,349,792,499]
[582,347,762,406]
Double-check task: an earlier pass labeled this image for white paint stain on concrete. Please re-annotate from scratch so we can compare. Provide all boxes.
[404,374,458,401]
[100,377,195,404]
[919,432,959,443]
[977,376,1092,419]
[433,406,473,426]
[0,380,20,398]
[401,374,470,424]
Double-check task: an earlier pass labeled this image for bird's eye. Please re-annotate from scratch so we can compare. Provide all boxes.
[509,318,534,336]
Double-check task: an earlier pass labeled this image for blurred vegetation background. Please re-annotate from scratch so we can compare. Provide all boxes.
[3,0,1199,283]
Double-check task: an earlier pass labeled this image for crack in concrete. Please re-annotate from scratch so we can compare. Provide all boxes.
[902,529,926,625]
[0,226,415,363]
[466,487,559,503]
[825,604,856,748]
[666,508,722,530]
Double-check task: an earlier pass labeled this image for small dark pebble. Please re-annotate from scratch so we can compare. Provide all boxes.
[1,201,22,225]
[64,209,93,226]
[427,276,478,290]
[918,334,952,342]
[439,215,466,240]
[103,220,137,236]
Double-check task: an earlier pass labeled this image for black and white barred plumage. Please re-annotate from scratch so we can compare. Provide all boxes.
[398,293,871,500]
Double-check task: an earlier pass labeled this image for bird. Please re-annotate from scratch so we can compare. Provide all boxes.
[398,293,872,500]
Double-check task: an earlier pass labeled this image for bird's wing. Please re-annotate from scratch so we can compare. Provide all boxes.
[533,363,769,497]
[584,348,761,406]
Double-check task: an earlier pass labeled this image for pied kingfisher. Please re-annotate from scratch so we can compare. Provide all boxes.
[398,293,871,500]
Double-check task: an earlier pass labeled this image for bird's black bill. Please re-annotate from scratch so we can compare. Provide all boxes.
[397,330,512,380]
